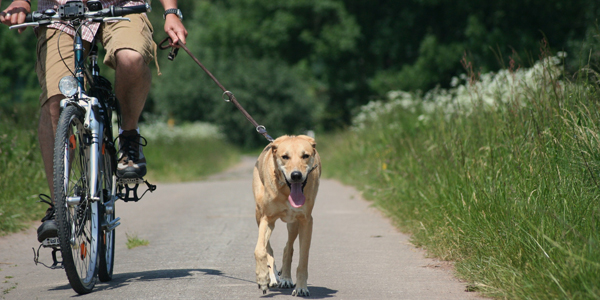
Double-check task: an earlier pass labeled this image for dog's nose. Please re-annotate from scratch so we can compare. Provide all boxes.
[291,171,302,182]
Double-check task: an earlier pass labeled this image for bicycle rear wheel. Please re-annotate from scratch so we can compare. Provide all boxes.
[98,132,116,282]
[54,105,99,294]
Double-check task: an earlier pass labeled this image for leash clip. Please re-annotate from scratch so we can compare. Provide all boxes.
[222,91,233,102]
[256,125,267,134]
[168,47,179,61]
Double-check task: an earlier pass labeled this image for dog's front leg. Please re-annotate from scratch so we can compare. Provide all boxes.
[255,217,274,294]
[279,221,299,289]
[266,240,280,287]
[292,216,313,297]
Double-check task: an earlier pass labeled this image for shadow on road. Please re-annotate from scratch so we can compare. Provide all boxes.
[49,269,337,298]
[50,268,255,293]
[261,286,338,299]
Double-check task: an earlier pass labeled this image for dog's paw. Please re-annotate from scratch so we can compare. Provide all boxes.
[292,287,310,297]
[258,283,269,294]
[278,277,295,289]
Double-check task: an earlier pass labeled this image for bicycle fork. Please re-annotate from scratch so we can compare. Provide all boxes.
[83,98,121,234]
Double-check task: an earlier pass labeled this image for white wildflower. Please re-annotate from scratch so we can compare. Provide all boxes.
[352,55,565,130]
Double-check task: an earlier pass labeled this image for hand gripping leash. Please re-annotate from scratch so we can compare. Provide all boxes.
[159,38,274,143]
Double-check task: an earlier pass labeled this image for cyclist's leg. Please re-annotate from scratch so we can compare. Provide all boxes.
[39,96,62,199]
[100,13,155,179]
[101,12,155,127]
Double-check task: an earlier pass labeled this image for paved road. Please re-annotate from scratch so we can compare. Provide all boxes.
[0,156,484,299]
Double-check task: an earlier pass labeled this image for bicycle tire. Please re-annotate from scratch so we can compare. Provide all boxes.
[53,105,99,294]
[98,131,116,282]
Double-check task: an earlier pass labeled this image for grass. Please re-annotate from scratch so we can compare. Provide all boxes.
[144,136,240,183]
[0,116,241,235]
[0,105,49,234]
[320,53,600,299]
[125,232,150,249]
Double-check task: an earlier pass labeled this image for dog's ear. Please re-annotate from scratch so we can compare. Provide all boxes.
[271,135,288,154]
[298,135,316,149]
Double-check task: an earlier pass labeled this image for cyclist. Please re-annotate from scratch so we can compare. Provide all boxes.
[0,0,187,243]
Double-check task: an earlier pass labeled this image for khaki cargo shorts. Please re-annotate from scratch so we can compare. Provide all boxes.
[35,13,156,106]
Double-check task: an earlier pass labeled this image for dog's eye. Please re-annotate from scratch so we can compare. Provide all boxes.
[302,154,310,159]
[282,155,290,160]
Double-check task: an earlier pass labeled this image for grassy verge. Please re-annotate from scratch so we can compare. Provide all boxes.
[0,119,240,235]
[0,105,49,234]
[320,54,600,299]
[141,121,240,182]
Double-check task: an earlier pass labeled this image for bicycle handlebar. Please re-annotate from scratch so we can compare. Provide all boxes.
[13,3,151,30]
[109,5,150,17]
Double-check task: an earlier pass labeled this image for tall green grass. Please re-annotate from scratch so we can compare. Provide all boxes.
[321,54,600,299]
[0,105,48,234]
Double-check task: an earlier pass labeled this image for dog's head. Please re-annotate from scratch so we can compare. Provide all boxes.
[271,135,317,208]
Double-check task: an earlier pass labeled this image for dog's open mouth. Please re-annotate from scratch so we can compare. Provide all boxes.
[288,182,305,208]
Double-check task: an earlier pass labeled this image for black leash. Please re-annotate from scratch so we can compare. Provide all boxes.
[158,38,274,143]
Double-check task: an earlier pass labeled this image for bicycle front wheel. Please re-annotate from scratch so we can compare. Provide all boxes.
[53,105,99,294]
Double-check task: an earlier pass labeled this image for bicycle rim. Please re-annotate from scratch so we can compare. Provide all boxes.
[54,106,98,294]
[98,132,116,282]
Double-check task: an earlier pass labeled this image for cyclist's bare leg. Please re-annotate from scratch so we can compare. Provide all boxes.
[114,49,150,131]
[38,95,62,201]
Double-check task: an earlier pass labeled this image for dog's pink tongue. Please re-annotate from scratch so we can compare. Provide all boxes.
[288,183,305,208]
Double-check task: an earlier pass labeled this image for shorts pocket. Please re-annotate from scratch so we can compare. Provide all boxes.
[140,13,154,34]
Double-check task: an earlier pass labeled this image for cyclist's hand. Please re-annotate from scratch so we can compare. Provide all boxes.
[164,15,187,47]
[0,0,31,33]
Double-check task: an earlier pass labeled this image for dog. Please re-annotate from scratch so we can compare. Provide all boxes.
[252,135,321,297]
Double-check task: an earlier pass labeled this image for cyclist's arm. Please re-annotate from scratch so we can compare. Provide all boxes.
[159,0,187,47]
[0,0,31,32]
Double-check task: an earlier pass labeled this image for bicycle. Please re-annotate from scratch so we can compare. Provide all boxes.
[10,0,156,294]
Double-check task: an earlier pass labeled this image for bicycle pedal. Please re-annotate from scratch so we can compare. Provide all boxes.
[117,177,144,185]
[117,177,157,202]
[42,237,60,247]
[33,243,63,270]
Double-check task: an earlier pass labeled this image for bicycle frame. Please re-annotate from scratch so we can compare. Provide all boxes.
[59,28,107,205]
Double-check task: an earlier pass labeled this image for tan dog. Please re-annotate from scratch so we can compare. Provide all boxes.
[252,135,321,297]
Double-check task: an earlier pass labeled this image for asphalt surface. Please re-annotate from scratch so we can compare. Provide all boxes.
[0,156,485,299]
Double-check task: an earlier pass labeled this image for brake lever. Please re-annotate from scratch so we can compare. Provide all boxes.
[9,21,41,30]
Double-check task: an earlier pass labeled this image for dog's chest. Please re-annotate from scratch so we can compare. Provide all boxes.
[280,207,306,223]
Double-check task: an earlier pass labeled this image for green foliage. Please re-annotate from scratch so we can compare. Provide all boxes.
[321,58,600,298]
[345,0,598,95]
[152,45,323,148]
[3,0,598,146]
[0,4,38,110]
[150,0,357,147]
